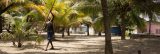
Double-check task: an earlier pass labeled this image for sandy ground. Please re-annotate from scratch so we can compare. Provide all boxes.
[0,35,160,54]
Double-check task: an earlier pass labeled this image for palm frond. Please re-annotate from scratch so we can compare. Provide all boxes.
[93,17,104,32]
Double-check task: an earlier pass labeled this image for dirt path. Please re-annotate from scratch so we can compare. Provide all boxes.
[0,36,105,54]
[113,38,160,54]
[0,36,160,54]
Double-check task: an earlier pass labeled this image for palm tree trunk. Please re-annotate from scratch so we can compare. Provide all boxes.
[98,32,102,36]
[120,14,126,40]
[148,13,152,35]
[0,16,2,33]
[67,27,70,36]
[74,27,77,33]
[18,42,22,48]
[62,27,65,38]
[148,21,151,35]
[86,24,89,36]
[12,41,16,46]
[121,24,126,40]
[18,36,22,48]
[0,17,2,39]
[101,0,113,54]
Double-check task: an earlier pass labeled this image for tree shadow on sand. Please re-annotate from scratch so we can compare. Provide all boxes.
[113,38,160,54]
[19,42,61,51]
[19,43,45,50]
[23,51,104,54]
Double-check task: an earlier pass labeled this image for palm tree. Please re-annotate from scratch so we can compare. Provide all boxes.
[100,0,113,54]
[77,0,101,36]
[0,0,46,47]
[0,0,34,33]
[0,0,29,41]
[81,17,92,36]
[113,0,160,40]
[132,0,160,35]
[52,1,73,37]
[23,0,83,38]
[93,17,104,36]
[52,0,87,37]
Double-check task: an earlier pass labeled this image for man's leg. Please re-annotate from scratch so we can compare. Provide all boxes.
[49,40,54,49]
[45,41,50,51]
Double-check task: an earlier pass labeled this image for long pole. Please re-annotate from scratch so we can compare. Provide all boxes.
[46,1,55,21]
[40,0,56,35]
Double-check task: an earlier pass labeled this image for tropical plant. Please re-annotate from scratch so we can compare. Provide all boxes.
[0,0,33,33]
[0,0,45,47]
[93,17,104,36]
[1,15,44,47]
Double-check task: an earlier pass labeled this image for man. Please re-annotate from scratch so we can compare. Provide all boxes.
[44,19,54,51]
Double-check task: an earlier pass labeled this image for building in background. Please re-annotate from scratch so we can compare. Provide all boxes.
[138,22,160,35]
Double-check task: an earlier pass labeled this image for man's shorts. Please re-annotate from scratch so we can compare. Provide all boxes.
[47,31,53,41]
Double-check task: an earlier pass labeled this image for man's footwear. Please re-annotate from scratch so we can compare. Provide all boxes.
[50,48,54,50]
[45,49,47,51]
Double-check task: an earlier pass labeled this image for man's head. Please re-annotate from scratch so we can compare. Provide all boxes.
[47,18,53,22]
